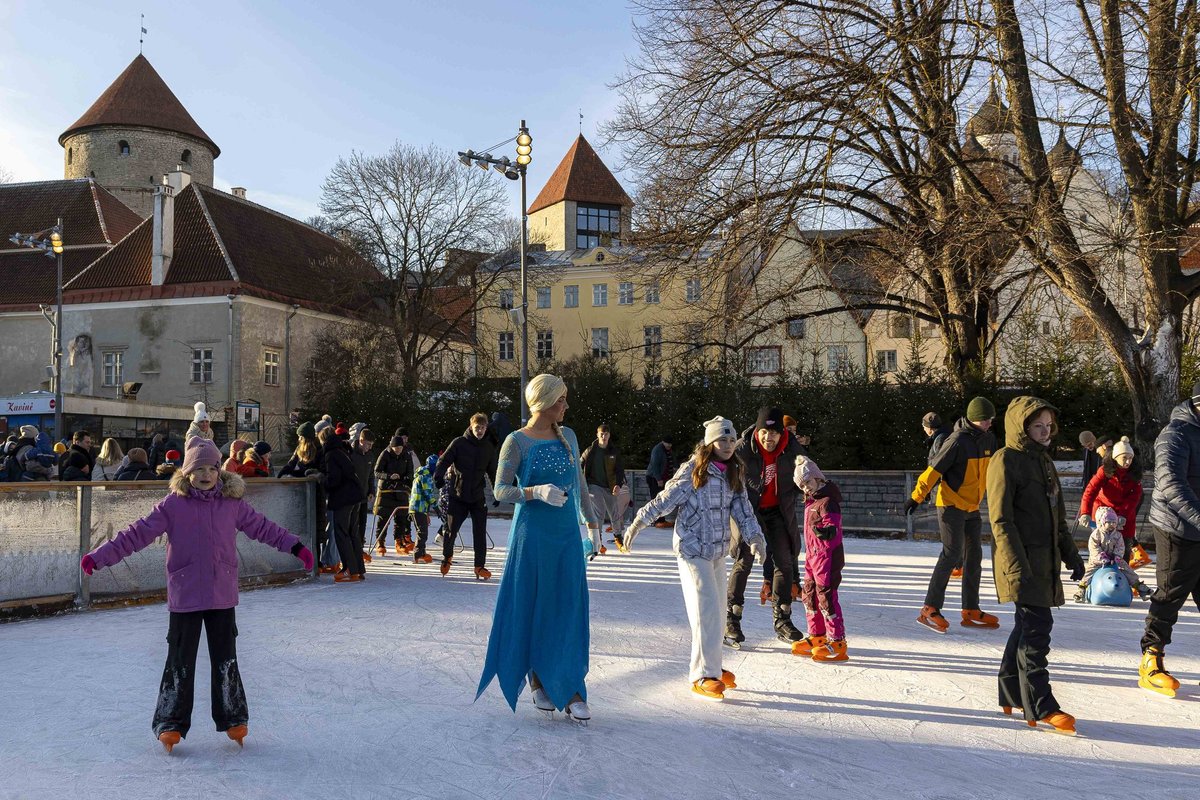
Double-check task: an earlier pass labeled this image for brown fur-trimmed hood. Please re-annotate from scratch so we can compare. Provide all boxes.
[169,469,246,498]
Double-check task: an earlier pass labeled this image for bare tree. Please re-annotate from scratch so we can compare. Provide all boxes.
[318,142,513,389]
[983,0,1200,443]
[606,0,1032,388]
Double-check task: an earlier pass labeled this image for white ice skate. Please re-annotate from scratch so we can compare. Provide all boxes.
[565,698,591,726]
[531,686,555,718]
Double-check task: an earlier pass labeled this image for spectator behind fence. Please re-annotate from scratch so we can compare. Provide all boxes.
[92,439,126,481]
[116,448,156,481]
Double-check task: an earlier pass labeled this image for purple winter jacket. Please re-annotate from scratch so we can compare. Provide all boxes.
[88,471,301,613]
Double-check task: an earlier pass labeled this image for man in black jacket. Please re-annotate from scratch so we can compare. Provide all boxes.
[373,434,415,554]
[1139,384,1200,696]
[61,430,94,481]
[726,407,807,646]
[320,430,367,581]
[433,412,498,580]
[348,429,375,562]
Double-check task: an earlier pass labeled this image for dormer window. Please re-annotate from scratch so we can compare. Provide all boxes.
[119,140,131,156]
[181,149,191,164]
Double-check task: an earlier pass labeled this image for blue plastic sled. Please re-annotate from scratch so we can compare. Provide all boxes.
[1086,565,1133,607]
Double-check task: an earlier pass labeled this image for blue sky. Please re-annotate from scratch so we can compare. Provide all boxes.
[0,0,639,220]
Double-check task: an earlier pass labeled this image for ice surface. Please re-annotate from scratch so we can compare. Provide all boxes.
[1,530,1198,800]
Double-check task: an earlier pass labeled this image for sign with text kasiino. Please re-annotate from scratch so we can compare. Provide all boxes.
[1,395,56,414]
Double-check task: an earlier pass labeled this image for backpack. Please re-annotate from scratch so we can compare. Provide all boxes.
[0,452,20,482]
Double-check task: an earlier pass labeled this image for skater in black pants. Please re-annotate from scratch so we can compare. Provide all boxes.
[988,397,1084,734]
[434,412,499,580]
[373,435,415,554]
[319,428,368,582]
[1139,383,1200,697]
[79,436,312,752]
[645,435,675,527]
[726,407,807,647]
[347,428,375,563]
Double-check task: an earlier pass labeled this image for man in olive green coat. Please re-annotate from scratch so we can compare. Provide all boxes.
[987,397,1085,734]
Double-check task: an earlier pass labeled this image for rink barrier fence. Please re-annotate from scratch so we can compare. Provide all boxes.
[0,478,317,613]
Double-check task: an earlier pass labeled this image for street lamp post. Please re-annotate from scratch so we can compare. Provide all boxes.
[459,121,534,423]
[9,219,64,439]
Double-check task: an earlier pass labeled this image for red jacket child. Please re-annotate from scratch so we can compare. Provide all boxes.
[1079,440,1143,543]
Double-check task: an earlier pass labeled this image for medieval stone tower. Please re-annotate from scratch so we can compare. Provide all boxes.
[59,54,219,218]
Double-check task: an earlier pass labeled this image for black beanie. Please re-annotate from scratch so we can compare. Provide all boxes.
[390,435,404,448]
[756,406,785,432]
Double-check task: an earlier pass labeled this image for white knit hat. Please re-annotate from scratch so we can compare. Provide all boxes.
[193,402,210,423]
[794,456,826,487]
[314,414,333,434]
[19,424,38,439]
[1112,436,1134,460]
[1095,506,1120,529]
[702,416,737,445]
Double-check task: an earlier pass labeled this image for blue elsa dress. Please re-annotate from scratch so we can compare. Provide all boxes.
[476,426,598,711]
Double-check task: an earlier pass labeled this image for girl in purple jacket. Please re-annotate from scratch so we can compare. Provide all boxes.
[791,457,849,663]
[81,436,313,754]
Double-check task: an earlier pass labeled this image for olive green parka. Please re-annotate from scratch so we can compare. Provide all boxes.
[986,397,1085,607]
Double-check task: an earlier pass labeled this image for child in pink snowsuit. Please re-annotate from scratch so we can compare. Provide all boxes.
[80,436,313,754]
[792,457,848,662]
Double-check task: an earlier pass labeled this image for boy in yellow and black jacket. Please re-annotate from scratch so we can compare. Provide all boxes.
[904,397,1000,633]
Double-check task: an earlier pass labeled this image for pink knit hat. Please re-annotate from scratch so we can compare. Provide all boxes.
[182,436,222,474]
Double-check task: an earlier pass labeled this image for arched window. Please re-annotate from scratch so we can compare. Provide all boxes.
[67,148,73,165]
[119,140,130,156]
[89,171,96,178]
[181,149,191,164]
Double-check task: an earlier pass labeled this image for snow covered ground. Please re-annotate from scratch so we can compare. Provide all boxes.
[2,530,1199,800]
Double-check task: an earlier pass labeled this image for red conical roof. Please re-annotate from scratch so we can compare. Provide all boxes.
[527,135,631,215]
[59,54,219,156]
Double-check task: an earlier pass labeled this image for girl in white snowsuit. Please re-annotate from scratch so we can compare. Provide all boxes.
[1075,506,1151,602]
[621,417,767,701]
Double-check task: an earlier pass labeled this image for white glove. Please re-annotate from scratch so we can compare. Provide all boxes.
[1077,515,1092,529]
[528,484,568,507]
[749,538,766,564]
[618,524,638,553]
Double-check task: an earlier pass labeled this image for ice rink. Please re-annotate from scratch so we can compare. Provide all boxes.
[2,530,1198,800]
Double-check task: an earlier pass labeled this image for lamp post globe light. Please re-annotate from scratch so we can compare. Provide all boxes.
[459,121,533,423]
[8,218,65,439]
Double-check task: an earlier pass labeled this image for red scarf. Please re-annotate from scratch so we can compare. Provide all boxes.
[759,431,788,508]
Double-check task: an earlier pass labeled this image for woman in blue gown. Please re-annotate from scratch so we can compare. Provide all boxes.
[476,374,599,721]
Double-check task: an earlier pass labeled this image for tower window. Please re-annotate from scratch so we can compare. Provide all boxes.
[118,140,130,156]
[181,149,191,164]
[67,148,73,165]
[575,203,621,249]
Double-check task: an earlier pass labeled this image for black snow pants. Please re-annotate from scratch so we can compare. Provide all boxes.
[153,608,247,738]
[445,497,488,568]
[1141,526,1200,652]
[924,506,982,611]
[997,604,1060,723]
[728,506,795,608]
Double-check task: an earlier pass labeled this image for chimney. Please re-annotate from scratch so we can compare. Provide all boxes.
[151,179,175,286]
[166,165,192,192]
[231,187,247,200]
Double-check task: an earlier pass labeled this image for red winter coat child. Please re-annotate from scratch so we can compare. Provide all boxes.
[1079,438,1144,545]
[792,457,848,662]
[80,436,312,753]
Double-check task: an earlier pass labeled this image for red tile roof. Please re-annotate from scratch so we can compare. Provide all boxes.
[527,135,632,215]
[60,55,220,156]
[65,183,384,315]
[0,179,143,308]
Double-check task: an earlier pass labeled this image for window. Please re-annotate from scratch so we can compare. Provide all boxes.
[644,281,660,304]
[181,149,191,164]
[685,278,702,304]
[644,326,662,358]
[685,323,704,352]
[191,348,214,384]
[498,332,514,361]
[101,351,124,387]
[875,349,898,373]
[118,140,130,156]
[827,345,850,373]
[536,287,551,309]
[889,315,912,339]
[576,203,622,249]
[67,148,73,165]
[618,282,634,305]
[644,369,663,389]
[263,350,280,386]
[1041,321,1052,335]
[536,330,554,360]
[746,346,781,376]
[499,289,514,310]
[787,319,806,339]
[564,285,579,308]
[591,328,610,358]
[592,283,608,307]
